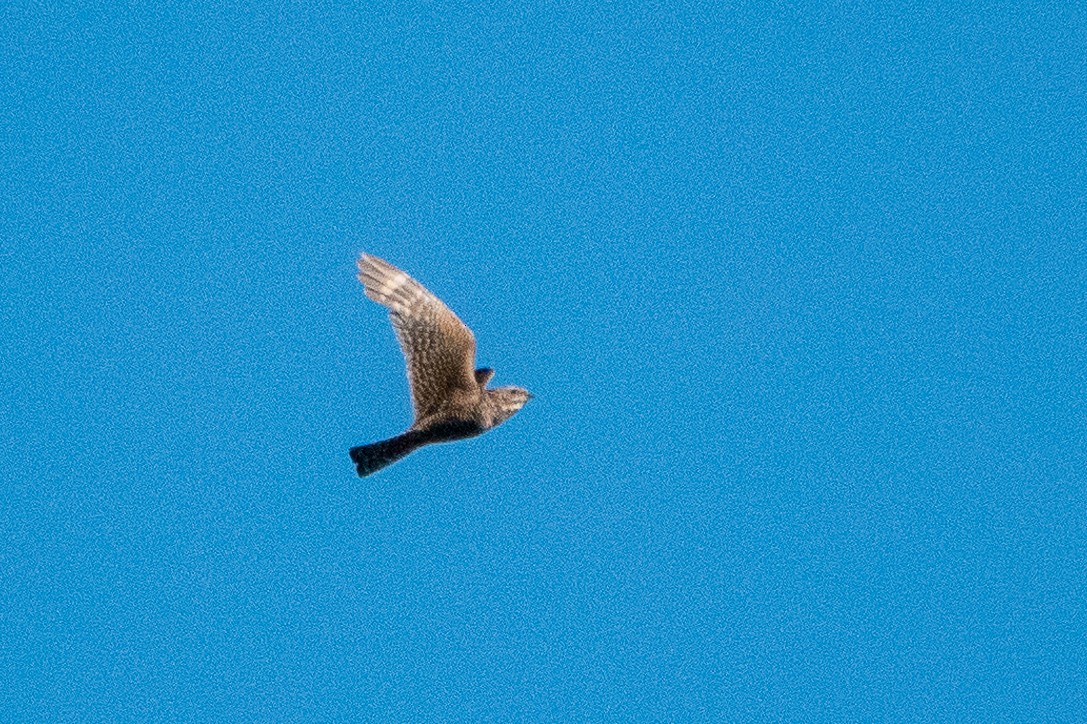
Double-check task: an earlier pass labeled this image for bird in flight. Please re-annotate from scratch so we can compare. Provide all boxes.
[349,253,532,477]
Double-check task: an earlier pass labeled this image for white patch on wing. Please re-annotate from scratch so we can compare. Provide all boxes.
[377,271,407,296]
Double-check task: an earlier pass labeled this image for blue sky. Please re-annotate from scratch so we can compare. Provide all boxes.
[2,1,1084,720]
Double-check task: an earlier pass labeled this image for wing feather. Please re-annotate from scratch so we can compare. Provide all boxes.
[357,254,478,420]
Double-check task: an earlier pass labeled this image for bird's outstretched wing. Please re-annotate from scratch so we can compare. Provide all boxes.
[357,253,479,420]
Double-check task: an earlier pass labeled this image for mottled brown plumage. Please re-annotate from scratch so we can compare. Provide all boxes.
[350,254,532,477]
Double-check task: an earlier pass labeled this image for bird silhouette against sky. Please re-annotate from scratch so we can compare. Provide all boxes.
[349,253,532,477]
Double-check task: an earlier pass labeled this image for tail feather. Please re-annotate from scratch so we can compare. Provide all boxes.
[349,431,426,477]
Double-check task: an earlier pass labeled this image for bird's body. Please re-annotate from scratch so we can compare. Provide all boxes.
[349,254,531,477]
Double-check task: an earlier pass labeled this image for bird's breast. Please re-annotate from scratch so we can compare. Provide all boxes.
[414,414,486,442]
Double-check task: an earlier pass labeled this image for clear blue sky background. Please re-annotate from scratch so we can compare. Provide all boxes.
[2,1,1084,720]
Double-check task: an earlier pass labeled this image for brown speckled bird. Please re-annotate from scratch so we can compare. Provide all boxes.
[349,253,532,477]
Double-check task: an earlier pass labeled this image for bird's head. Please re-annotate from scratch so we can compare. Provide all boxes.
[483,385,533,428]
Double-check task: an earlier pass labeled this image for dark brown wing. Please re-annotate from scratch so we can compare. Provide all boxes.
[357,253,478,420]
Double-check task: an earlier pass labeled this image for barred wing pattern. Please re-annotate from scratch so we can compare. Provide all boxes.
[356,254,479,420]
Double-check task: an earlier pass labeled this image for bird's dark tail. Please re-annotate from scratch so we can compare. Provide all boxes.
[349,431,427,477]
